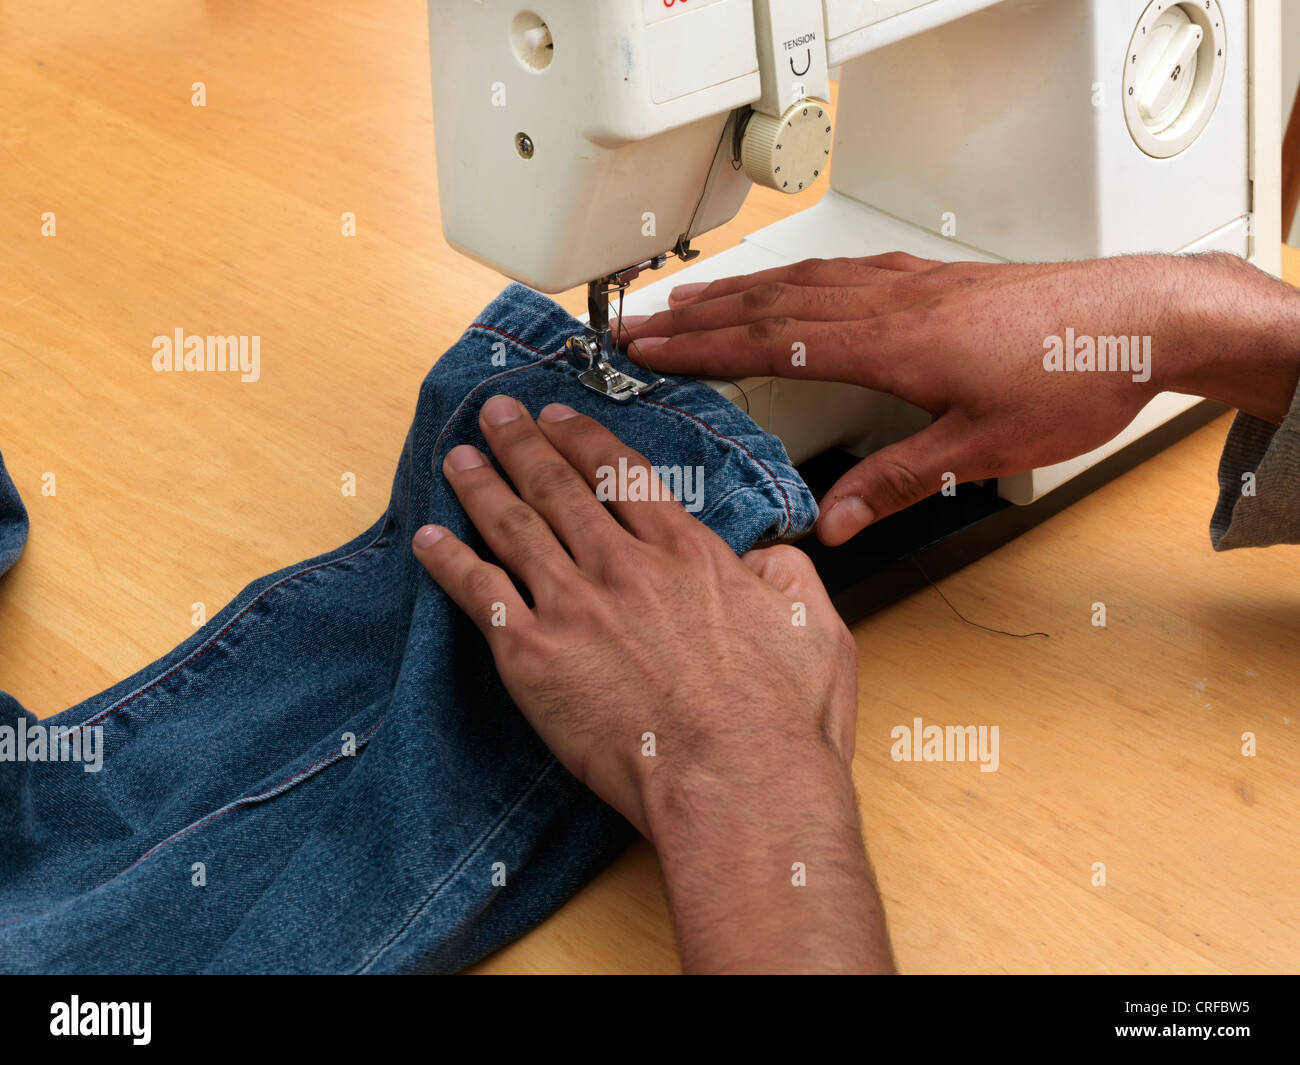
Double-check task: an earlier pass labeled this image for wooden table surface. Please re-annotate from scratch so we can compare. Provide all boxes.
[2,1,1298,974]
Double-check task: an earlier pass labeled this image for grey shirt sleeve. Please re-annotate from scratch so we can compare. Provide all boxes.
[1209,380,1300,550]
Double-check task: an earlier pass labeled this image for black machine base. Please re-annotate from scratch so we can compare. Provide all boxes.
[795,400,1230,624]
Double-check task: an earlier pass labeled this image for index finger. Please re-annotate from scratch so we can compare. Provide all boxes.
[619,283,887,343]
[622,315,919,392]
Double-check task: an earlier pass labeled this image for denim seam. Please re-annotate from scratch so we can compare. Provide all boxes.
[435,331,563,458]
[351,754,562,974]
[0,716,385,932]
[464,323,561,359]
[67,527,393,738]
[113,715,385,879]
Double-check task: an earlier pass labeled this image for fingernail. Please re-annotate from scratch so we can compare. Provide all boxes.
[413,524,446,549]
[446,445,487,472]
[631,337,667,355]
[539,403,578,422]
[821,496,875,542]
[670,282,709,303]
[618,314,650,329]
[482,394,521,426]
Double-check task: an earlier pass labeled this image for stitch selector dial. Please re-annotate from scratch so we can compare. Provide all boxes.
[1123,0,1227,158]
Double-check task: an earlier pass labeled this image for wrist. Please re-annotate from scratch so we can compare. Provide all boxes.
[639,732,892,973]
[639,728,854,851]
[640,729,865,909]
[1160,253,1300,423]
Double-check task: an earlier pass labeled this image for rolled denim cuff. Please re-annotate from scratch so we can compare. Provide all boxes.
[462,283,819,547]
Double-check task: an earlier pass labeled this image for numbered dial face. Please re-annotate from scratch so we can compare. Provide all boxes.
[1133,6,1200,133]
[741,99,833,194]
[1123,0,1227,159]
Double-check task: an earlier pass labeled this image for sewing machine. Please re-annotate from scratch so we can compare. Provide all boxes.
[429,0,1282,612]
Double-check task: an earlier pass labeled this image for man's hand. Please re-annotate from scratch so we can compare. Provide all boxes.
[619,252,1300,545]
[412,395,893,973]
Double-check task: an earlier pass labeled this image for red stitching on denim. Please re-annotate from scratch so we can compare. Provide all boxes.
[466,323,560,358]
[432,328,562,459]
[641,398,794,534]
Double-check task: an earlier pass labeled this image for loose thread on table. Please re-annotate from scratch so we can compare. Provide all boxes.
[910,556,1050,640]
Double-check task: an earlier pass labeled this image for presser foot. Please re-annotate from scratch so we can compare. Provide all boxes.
[564,331,665,403]
[563,247,695,403]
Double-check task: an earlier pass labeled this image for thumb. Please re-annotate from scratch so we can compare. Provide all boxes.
[816,417,972,546]
[740,543,841,621]
[740,543,826,600]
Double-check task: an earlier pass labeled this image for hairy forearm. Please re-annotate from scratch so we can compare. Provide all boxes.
[644,738,894,974]
[1162,254,1300,424]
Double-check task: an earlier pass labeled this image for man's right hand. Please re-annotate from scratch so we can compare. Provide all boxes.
[619,252,1300,546]
[412,396,894,973]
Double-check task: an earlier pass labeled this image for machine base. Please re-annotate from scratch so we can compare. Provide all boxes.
[796,400,1230,624]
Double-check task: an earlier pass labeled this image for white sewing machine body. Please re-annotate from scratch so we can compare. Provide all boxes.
[429,0,1281,507]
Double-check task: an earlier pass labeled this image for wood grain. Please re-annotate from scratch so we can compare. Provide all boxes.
[1,2,1296,975]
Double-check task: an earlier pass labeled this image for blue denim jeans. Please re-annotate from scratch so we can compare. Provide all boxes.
[0,283,817,973]
[0,451,26,580]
